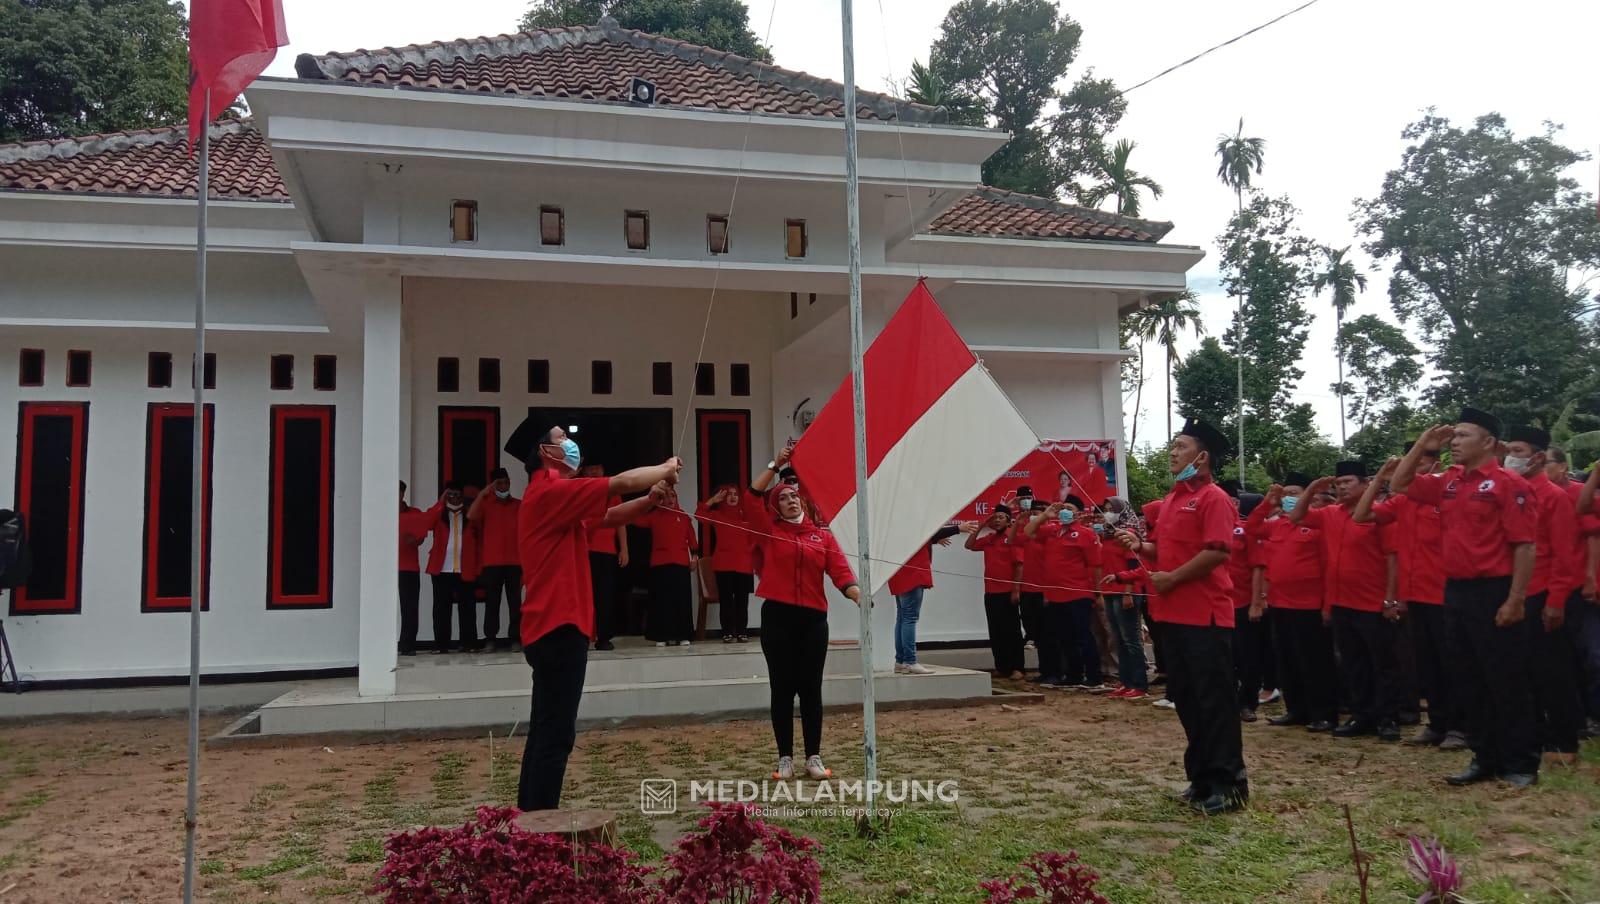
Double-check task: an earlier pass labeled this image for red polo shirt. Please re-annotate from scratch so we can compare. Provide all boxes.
[1014,521,1049,596]
[1033,520,1100,603]
[1297,503,1390,612]
[637,506,698,567]
[1369,494,1445,605]
[1225,516,1261,608]
[1527,472,1582,609]
[585,496,623,555]
[1406,464,1536,580]
[1148,476,1235,627]
[1567,479,1600,591]
[470,494,521,568]
[695,501,756,574]
[399,505,428,572]
[1245,507,1323,610]
[970,531,1025,594]
[518,468,609,646]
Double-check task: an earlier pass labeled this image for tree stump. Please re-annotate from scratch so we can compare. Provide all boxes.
[515,808,620,850]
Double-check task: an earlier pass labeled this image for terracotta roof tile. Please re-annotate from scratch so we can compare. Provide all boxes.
[294,20,944,123]
[0,121,287,202]
[928,186,1172,244]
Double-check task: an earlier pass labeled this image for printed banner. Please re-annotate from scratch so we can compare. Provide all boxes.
[959,440,1119,519]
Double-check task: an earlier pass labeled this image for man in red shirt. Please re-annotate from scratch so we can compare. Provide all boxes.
[968,505,1026,678]
[1007,486,1046,665]
[889,523,974,674]
[397,481,430,656]
[1572,457,1600,732]
[579,464,627,652]
[1248,474,1338,731]
[1388,409,1539,788]
[1503,426,1585,763]
[1025,497,1104,690]
[1222,484,1269,722]
[1295,462,1402,741]
[1115,419,1245,815]
[422,481,478,652]
[505,419,682,811]
[467,467,522,652]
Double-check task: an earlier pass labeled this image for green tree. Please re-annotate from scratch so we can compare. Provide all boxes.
[1311,245,1368,448]
[0,0,190,143]
[903,59,984,126]
[1085,138,1162,217]
[1356,112,1600,431]
[1131,290,1202,443]
[1173,336,1237,430]
[1331,314,1421,429]
[519,0,773,61]
[1213,118,1267,485]
[928,0,1124,197]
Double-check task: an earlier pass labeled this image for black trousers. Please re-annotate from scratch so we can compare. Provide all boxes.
[646,564,693,642]
[588,552,617,644]
[716,571,753,636]
[1331,607,1402,725]
[1161,622,1248,798]
[1393,610,1420,720]
[760,600,829,758]
[398,571,421,654]
[1445,577,1540,775]
[479,565,522,644]
[1527,593,1584,754]
[1233,610,1269,710]
[983,592,1025,674]
[1272,608,1339,723]
[1019,592,1045,657]
[518,624,589,811]
[1407,602,1459,733]
[430,573,478,650]
[1048,599,1102,685]
[1142,599,1166,676]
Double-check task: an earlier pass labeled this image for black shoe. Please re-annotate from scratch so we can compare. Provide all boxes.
[1445,761,1495,786]
[399,648,416,657]
[595,640,615,651]
[1239,708,1258,723]
[1498,772,1538,789]
[1175,784,1200,803]
[432,646,454,655]
[1267,713,1307,727]
[1189,791,1246,816]
[1332,719,1376,738]
[1305,720,1336,733]
[1377,722,1401,742]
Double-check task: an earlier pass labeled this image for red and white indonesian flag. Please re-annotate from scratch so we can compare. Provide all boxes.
[789,282,1038,593]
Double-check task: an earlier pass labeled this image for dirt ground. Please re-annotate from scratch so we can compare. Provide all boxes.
[1,685,1597,903]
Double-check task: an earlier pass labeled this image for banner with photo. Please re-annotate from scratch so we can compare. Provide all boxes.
[958,440,1119,519]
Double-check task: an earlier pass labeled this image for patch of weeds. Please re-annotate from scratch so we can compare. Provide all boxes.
[361,767,402,821]
[245,782,290,813]
[489,750,519,803]
[237,850,314,881]
[431,752,468,805]
[0,790,51,829]
[345,837,384,864]
[198,859,229,876]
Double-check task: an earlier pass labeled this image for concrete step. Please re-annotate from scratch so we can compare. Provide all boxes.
[248,664,994,736]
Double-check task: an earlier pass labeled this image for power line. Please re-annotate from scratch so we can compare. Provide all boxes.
[1121,0,1323,96]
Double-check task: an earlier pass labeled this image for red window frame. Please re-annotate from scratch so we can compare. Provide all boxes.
[267,405,335,609]
[695,409,751,495]
[437,406,500,493]
[141,403,215,612]
[11,402,89,614]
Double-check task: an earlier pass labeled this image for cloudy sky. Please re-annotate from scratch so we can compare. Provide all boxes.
[263,1,1600,449]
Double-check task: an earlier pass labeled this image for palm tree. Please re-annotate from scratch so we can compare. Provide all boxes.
[1214,118,1266,486]
[1088,139,1163,217]
[1312,245,1369,449]
[1133,291,1205,442]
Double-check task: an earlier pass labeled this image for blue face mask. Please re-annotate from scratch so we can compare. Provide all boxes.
[1091,522,1105,535]
[560,438,582,470]
[1174,462,1198,482]
[1281,495,1299,513]
[1058,509,1075,525]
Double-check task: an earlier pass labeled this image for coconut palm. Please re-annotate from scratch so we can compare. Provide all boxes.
[1313,245,1369,448]
[1087,139,1163,217]
[1214,118,1266,486]
[1133,290,1205,442]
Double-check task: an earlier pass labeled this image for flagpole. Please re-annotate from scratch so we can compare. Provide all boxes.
[181,98,209,904]
[839,0,879,810]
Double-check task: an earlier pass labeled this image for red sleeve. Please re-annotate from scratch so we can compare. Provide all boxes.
[741,489,774,532]
[1501,478,1536,547]
[823,531,859,592]
[1197,490,1234,550]
[1243,503,1272,541]
[1547,493,1583,608]
[1369,495,1404,526]
[969,533,995,550]
[1406,472,1444,506]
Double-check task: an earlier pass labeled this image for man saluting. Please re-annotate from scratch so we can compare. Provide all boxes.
[1115,419,1246,815]
[504,419,683,811]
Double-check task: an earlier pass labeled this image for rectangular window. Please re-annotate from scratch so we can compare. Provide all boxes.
[438,407,500,492]
[652,362,673,396]
[451,200,478,243]
[267,406,334,608]
[591,360,613,395]
[695,363,715,396]
[730,363,751,397]
[707,214,730,254]
[624,210,650,251]
[540,205,565,246]
[528,359,550,394]
[148,352,173,388]
[789,292,798,319]
[478,358,501,393]
[313,355,336,391]
[11,402,89,614]
[19,348,44,386]
[66,350,91,387]
[142,403,215,612]
[437,357,460,393]
[191,352,216,389]
[785,219,807,259]
[270,354,294,390]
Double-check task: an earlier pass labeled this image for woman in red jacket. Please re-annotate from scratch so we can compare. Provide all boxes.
[743,445,863,781]
[697,485,757,643]
[636,489,699,646]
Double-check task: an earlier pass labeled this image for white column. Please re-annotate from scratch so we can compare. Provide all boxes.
[357,275,402,697]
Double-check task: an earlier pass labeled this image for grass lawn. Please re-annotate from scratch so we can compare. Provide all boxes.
[0,686,1596,902]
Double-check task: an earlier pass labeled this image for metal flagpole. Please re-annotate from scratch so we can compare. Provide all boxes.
[181,98,209,904]
[839,0,878,809]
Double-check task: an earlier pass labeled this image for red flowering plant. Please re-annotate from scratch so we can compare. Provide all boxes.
[370,805,657,904]
[658,802,823,904]
[978,851,1112,904]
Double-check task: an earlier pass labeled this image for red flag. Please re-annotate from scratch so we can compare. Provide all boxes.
[188,0,289,148]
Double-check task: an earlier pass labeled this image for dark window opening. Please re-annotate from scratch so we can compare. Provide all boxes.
[478,358,501,393]
[730,363,751,397]
[437,357,460,393]
[11,402,89,614]
[270,354,294,390]
[528,359,550,394]
[591,361,613,395]
[789,292,798,319]
[785,219,807,258]
[142,403,214,611]
[695,363,715,396]
[313,355,336,391]
[19,348,44,386]
[696,410,751,498]
[268,406,334,608]
[451,200,478,243]
[652,362,672,396]
[148,352,173,388]
[438,407,500,492]
[707,214,730,254]
[191,353,216,390]
[66,350,91,387]
[540,206,564,246]
[624,210,650,251]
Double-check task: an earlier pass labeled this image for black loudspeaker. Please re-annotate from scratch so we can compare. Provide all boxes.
[628,77,657,105]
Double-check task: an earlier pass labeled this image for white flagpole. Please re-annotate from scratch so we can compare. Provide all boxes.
[181,97,209,904]
[839,0,878,809]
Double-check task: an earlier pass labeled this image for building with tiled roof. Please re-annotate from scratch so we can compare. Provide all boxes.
[0,19,1201,706]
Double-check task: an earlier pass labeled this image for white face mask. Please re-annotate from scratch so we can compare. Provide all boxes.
[1503,455,1531,473]
[1102,512,1118,525]
[494,489,510,499]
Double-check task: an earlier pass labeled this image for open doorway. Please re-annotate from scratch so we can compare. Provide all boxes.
[527,407,673,636]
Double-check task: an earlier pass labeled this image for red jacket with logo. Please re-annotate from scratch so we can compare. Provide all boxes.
[740,489,857,612]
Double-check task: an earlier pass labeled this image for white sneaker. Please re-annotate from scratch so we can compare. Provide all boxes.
[677,639,692,646]
[894,663,911,674]
[903,663,935,675]
[805,755,831,779]
[1259,688,1282,705]
[655,641,667,648]
[1152,697,1176,710]
[773,756,794,780]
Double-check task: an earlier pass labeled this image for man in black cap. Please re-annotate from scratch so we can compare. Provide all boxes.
[1114,418,1247,814]
[1008,485,1047,663]
[1388,409,1540,787]
[504,419,682,810]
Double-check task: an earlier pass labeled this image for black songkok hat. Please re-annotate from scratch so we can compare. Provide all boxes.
[1179,418,1232,463]
[1335,460,1368,479]
[1281,471,1312,488]
[1458,406,1502,438]
[1505,425,1550,451]
[504,416,553,466]
[1218,479,1241,498]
